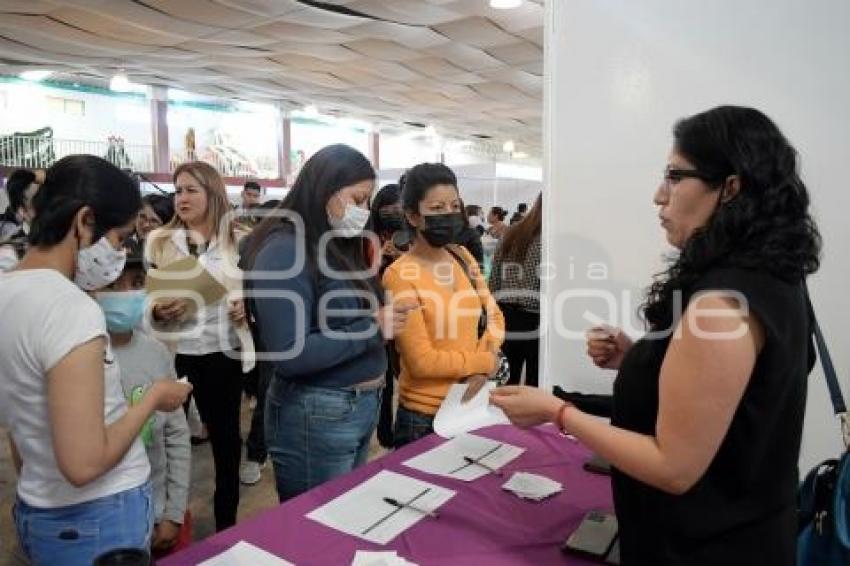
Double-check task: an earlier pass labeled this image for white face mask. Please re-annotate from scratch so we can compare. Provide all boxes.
[328,197,370,238]
[74,236,127,291]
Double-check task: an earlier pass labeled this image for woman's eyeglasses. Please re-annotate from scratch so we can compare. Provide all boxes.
[662,168,714,189]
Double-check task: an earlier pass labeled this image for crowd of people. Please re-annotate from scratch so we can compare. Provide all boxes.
[0,105,823,565]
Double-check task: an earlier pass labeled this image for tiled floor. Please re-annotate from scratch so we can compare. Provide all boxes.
[0,396,388,565]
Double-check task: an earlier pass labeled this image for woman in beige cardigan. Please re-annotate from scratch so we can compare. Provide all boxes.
[145,161,248,531]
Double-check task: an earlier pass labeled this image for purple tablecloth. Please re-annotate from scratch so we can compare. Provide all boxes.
[162,424,613,565]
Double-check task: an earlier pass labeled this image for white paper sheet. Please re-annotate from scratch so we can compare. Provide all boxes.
[433,383,510,438]
[502,471,563,501]
[306,470,455,545]
[351,550,418,566]
[403,433,524,481]
[198,541,294,566]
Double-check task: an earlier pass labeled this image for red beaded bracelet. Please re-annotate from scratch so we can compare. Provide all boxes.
[555,402,572,436]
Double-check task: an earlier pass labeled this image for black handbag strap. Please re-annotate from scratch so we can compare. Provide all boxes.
[804,281,846,415]
[445,245,487,339]
[804,281,850,449]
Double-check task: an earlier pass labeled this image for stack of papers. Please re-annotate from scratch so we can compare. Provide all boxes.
[433,383,510,438]
[307,470,455,544]
[501,472,563,501]
[403,433,524,481]
[352,550,417,566]
[198,541,294,566]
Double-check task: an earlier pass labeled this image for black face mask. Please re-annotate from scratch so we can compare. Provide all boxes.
[378,210,404,231]
[420,213,465,247]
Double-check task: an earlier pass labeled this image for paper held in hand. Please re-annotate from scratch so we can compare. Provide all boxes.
[433,382,509,438]
[145,255,227,314]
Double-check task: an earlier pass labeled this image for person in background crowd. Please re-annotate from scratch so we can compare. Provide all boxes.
[0,169,42,272]
[465,204,486,235]
[0,169,40,239]
[96,250,192,557]
[510,202,528,225]
[487,206,509,239]
[239,198,281,486]
[146,161,250,531]
[372,182,408,265]
[489,194,542,387]
[456,199,484,267]
[383,162,505,447]
[243,144,415,501]
[369,182,407,448]
[0,155,191,565]
[237,181,264,225]
[491,106,821,564]
[125,193,174,257]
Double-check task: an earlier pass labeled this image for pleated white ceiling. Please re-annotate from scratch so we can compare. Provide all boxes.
[0,0,543,154]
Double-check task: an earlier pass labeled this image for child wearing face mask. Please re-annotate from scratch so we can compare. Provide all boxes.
[95,252,192,558]
[382,163,505,448]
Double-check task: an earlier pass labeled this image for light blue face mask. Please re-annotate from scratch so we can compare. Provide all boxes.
[96,290,146,333]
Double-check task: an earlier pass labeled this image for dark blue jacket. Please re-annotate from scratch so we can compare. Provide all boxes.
[249,231,387,388]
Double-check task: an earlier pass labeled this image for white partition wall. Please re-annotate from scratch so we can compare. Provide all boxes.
[543,0,850,470]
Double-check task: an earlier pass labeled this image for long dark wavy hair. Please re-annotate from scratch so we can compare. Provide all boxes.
[642,106,821,332]
[242,144,378,295]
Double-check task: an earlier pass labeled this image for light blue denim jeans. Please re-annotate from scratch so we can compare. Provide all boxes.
[14,481,153,566]
[265,379,381,501]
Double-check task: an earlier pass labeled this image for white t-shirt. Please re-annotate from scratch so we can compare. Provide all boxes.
[0,269,150,508]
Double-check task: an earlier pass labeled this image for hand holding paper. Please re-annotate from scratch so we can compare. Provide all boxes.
[433,382,509,438]
[145,256,228,317]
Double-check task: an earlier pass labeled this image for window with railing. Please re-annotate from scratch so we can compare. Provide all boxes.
[167,99,280,179]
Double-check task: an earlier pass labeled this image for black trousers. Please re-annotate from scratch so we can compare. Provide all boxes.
[175,351,243,531]
[499,304,540,387]
[245,360,273,463]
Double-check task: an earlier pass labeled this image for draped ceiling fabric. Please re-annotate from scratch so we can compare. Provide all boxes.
[0,0,543,155]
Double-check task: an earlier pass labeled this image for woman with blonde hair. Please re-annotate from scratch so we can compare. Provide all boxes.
[146,161,248,530]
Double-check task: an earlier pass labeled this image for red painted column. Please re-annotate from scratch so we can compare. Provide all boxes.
[276,104,292,184]
[150,86,169,174]
[369,130,380,170]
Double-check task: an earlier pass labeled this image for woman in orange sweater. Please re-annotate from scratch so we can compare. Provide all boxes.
[383,163,505,447]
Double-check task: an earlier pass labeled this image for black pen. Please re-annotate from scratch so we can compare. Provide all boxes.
[383,497,439,519]
[463,455,503,476]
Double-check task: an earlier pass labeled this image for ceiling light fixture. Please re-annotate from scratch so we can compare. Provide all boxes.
[110,71,132,92]
[303,104,319,118]
[503,140,516,153]
[19,70,52,82]
[490,0,522,9]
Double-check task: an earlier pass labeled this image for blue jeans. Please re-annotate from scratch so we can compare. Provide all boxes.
[393,405,435,448]
[265,379,380,501]
[14,482,153,566]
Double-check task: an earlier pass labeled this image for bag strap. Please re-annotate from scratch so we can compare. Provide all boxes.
[804,281,850,446]
[445,245,487,339]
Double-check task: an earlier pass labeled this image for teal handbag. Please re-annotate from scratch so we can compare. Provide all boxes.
[798,283,850,565]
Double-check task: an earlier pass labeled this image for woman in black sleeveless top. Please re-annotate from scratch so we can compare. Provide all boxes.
[491,106,821,564]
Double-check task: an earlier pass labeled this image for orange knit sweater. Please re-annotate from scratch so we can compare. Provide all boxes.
[382,245,505,416]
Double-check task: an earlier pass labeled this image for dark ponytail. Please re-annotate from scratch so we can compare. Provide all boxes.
[29,155,141,247]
